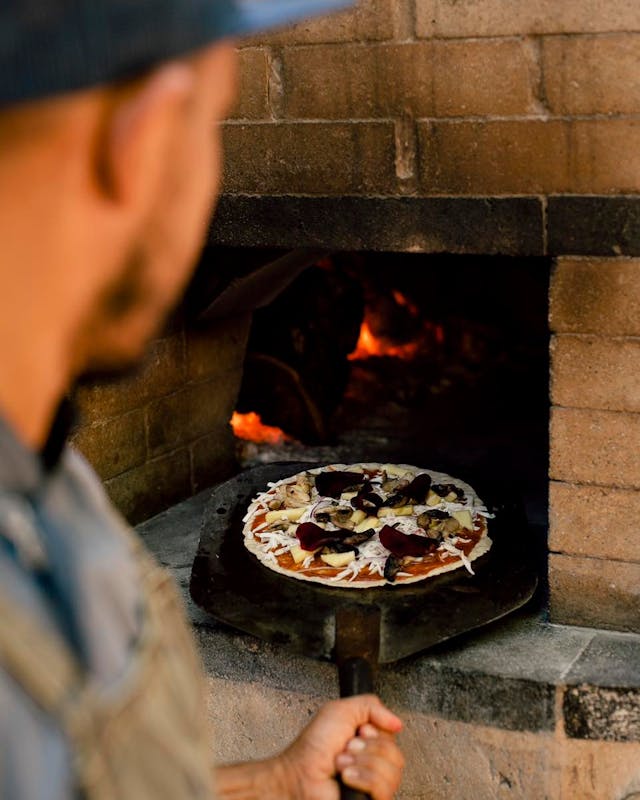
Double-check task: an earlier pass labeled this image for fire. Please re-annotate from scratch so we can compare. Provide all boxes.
[348,320,420,361]
[230,411,291,445]
[348,289,446,361]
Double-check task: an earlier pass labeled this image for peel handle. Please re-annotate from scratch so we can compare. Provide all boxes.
[338,657,374,800]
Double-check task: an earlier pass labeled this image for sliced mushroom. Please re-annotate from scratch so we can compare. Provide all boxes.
[384,555,407,583]
[343,528,376,547]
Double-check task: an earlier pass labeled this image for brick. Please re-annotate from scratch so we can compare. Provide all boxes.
[547,197,640,257]
[229,48,270,120]
[417,0,640,38]
[549,481,640,562]
[76,333,186,423]
[186,314,251,382]
[222,121,397,195]
[105,450,191,524]
[71,410,147,482]
[542,34,640,115]
[245,0,396,46]
[281,43,434,119]
[146,377,238,458]
[551,335,640,413]
[190,426,239,494]
[570,120,640,194]
[433,38,538,116]
[549,553,640,632]
[550,258,640,335]
[550,407,640,488]
[418,120,569,195]
[281,38,534,120]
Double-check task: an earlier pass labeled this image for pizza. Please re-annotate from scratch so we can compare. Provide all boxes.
[242,463,492,588]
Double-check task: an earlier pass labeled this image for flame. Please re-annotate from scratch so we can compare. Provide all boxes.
[392,290,419,317]
[230,411,291,445]
[348,320,420,361]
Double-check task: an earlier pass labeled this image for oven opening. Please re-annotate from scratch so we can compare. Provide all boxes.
[230,251,551,592]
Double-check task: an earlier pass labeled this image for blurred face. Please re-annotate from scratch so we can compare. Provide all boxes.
[84,43,238,373]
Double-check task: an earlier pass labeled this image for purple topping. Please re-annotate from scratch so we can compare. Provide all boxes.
[296,522,344,551]
[314,471,365,498]
[379,525,439,557]
[405,473,432,503]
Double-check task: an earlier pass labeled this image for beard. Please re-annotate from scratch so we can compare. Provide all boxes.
[74,247,163,387]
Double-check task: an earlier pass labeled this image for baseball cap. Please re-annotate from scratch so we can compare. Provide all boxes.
[0,0,353,107]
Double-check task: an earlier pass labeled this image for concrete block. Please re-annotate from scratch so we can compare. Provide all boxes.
[550,258,640,335]
[418,119,570,195]
[105,449,191,524]
[222,121,397,195]
[190,426,239,494]
[245,0,397,46]
[433,37,538,116]
[550,481,640,563]
[550,406,640,488]
[549,553,640,632]
[71,409,147,481]
[417,0,640,38]
[146,377,238,459]
[230,48,270,120]
[551,335,640,413]
[76,333,186,422]
[570,119,640,194]
[543,34,640,115]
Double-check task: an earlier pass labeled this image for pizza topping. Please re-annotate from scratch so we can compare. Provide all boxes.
[342,528,376,547]
[431,483,465,502]
[384,554,408,583]
[321,550,357,568]
[296,521,344,551]
[404,473,433,503]
[379,525,440,557]
[314,471,365,498]
[351,489,384,513]
[245,463,492,586]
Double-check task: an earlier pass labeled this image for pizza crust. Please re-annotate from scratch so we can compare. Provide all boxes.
[243,463,493,588]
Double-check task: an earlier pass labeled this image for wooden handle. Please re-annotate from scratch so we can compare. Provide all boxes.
[338,656,375,697]
[338,657,374,800]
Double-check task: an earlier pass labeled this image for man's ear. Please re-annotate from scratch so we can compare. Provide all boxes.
[100,62,194,212]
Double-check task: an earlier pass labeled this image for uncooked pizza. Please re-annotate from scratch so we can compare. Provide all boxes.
[242,463,492,588]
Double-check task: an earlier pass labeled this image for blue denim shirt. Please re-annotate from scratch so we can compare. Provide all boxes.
[0,413,143,799]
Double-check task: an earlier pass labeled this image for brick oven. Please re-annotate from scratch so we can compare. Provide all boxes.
[74,2,640,797]
[216,0,640,637]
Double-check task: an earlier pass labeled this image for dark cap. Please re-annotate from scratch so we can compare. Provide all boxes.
[1,0,352,107]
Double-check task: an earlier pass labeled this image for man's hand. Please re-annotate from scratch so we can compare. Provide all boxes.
[215,695,404,800]
[278,695,404,800]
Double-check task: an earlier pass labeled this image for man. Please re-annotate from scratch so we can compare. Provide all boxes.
[0,1,405,798]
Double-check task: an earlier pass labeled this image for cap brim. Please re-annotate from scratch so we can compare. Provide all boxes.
[228,0,353,37]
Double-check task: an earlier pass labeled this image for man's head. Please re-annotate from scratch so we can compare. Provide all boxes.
[0,0,349,444]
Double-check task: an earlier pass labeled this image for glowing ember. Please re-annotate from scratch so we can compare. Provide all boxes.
[348,321,420,361]
[230,412,291,445]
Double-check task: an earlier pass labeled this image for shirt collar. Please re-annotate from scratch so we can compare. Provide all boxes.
[0,401,75,494]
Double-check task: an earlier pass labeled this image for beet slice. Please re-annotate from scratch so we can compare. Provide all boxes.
[314,471,365,498]
[405,473,432,503]
[379,525,439,557]
[296,522,344,551]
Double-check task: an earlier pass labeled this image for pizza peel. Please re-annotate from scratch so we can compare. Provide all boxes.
[190,462,537,800]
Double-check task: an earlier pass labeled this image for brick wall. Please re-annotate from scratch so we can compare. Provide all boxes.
[72,311,251,524]
[549,258,640,632]
[220,0,640,632]
[225,0,640,197]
